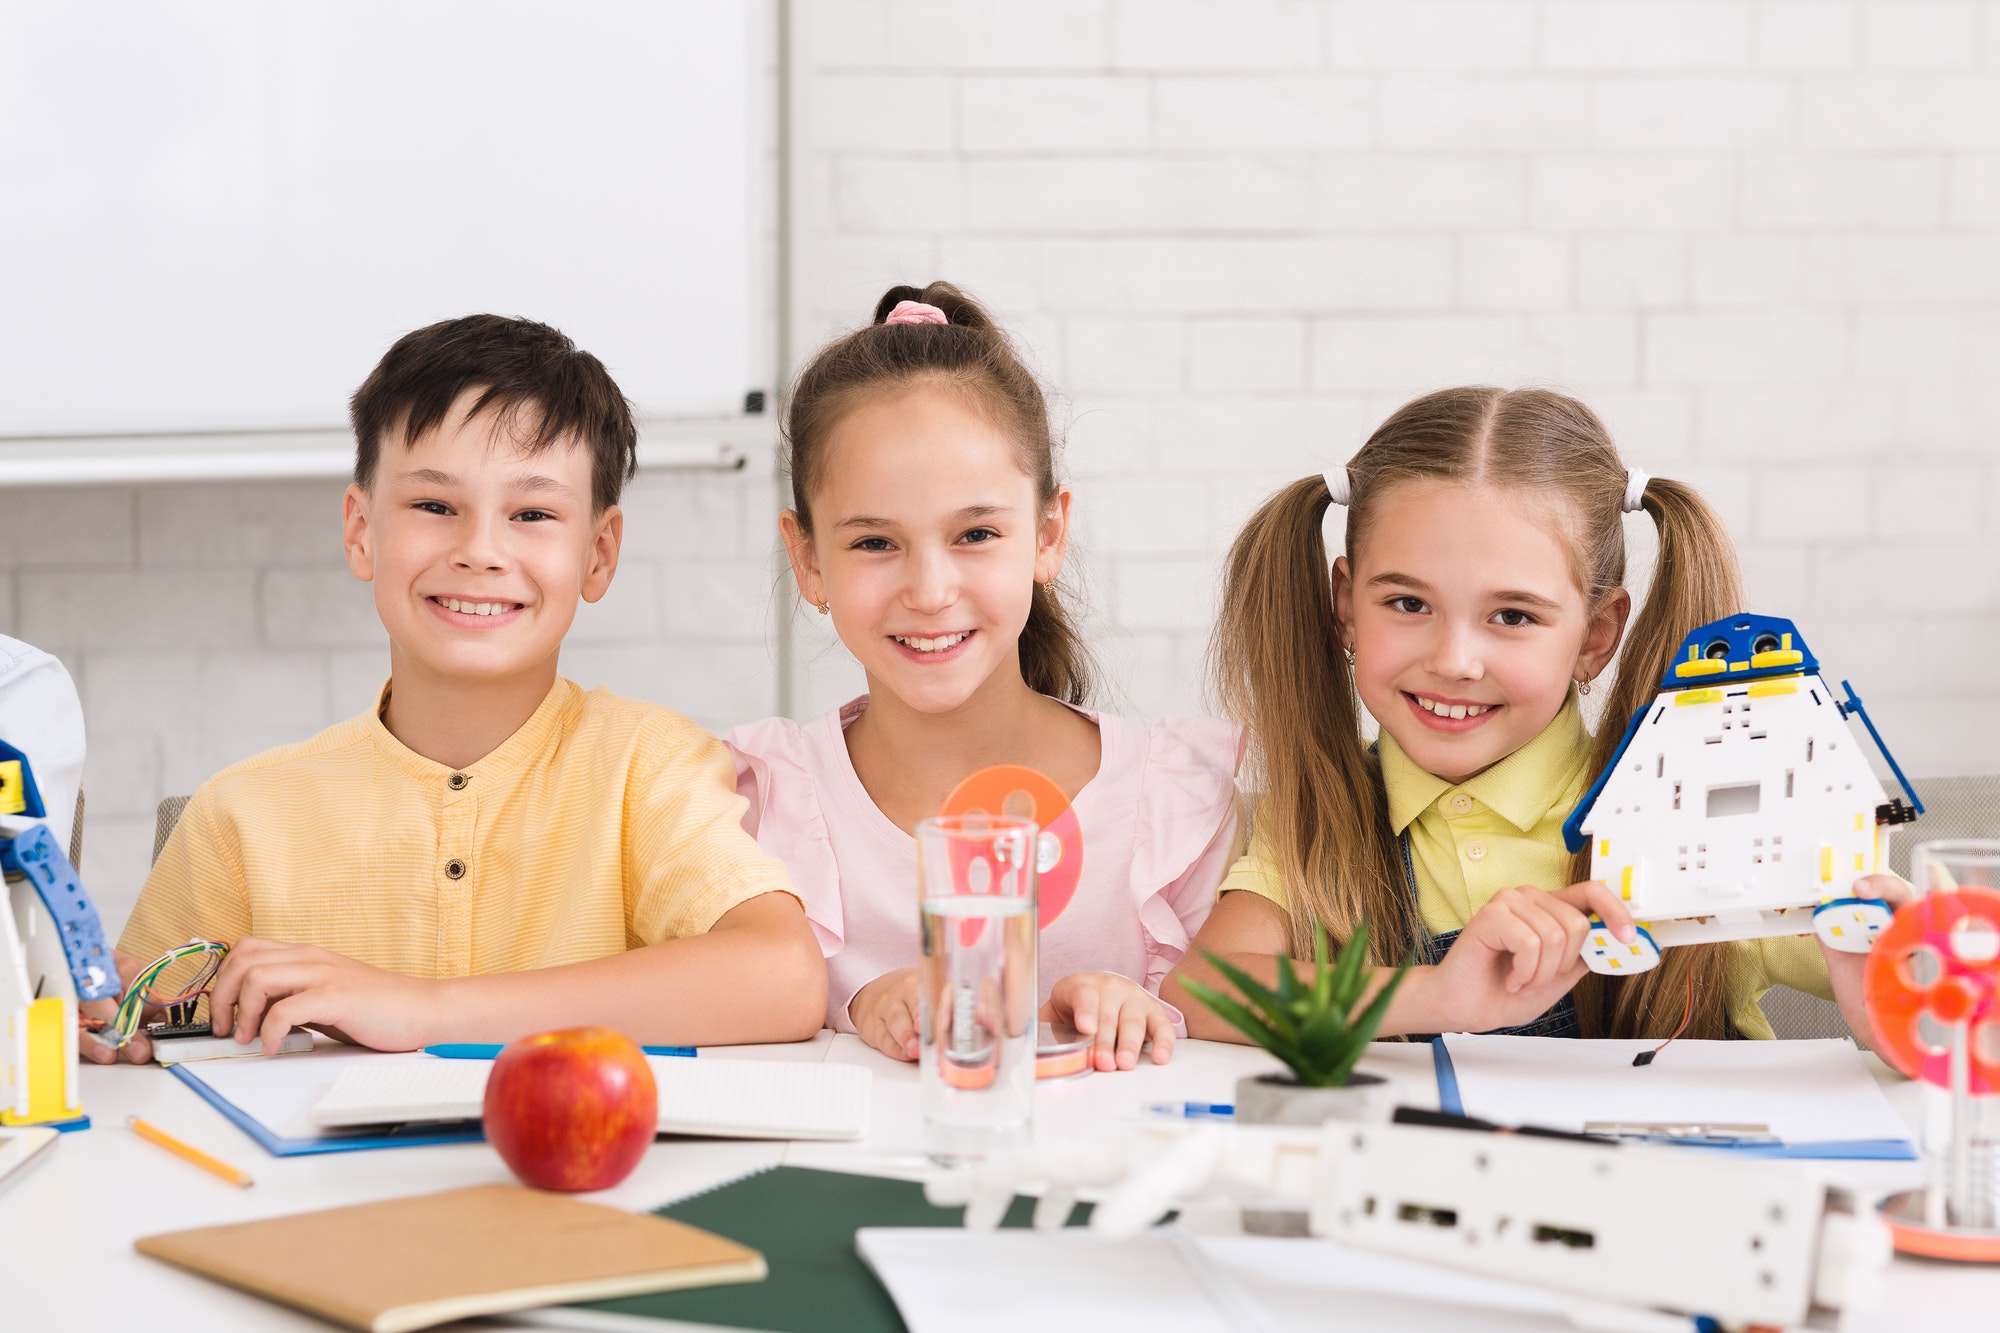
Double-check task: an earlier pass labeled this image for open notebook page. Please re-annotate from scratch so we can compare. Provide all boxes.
[311,1055,871,1141]
[1439,1036,1911,1144]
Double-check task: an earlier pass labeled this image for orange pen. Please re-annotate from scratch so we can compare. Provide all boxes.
[127,1116,254,1188]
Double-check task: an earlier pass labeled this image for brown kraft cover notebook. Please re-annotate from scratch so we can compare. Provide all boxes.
[134,1183,766,1333]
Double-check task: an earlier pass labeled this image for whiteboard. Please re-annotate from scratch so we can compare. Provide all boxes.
[0,1,756,438]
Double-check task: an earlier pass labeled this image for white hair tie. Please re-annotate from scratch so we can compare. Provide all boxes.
[1323,466,1352,506]
[1622,467,1650,513]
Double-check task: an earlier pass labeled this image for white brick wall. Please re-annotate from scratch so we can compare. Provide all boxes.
[8,0,2000,934]
[789,0,2000,786]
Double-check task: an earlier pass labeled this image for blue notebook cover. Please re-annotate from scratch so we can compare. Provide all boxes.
[167,1063,485,1157]
[1427,1037,1916,1161]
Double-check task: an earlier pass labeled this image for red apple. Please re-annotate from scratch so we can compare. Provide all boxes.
[483,1027,658,1192]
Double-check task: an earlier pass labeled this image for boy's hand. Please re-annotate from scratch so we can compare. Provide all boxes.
[850,968,921,1062]
[79,950,153,1066]
[1824,873,1914,1046]
[1421,882,1632,1033]
[210,936,439,1055]
[1042,972,1175,1071]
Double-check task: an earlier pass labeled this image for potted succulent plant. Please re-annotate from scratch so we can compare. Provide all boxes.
[1181,921,1412,1235]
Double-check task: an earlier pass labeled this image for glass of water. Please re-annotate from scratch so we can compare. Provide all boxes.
[916,813,1038,1164]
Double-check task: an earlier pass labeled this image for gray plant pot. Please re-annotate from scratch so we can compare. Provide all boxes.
[1233,1070,1390,1236]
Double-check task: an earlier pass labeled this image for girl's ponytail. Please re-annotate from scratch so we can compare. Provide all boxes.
[1572,476,1746,1040]
[1211,475,1416,963]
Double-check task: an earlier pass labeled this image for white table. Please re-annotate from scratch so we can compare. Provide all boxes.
[2,1038,1989,1331]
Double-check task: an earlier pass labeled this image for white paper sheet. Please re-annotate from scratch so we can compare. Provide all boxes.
[176,1047,441,1142]
[855,1228,1692,1333]
[1440,1036,1911,1144]
[311,1055,872,1140]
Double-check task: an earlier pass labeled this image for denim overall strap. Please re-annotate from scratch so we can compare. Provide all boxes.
[1403,834,1580,1039]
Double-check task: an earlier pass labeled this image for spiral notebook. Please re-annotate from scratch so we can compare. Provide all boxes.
[310,1054,872,1141]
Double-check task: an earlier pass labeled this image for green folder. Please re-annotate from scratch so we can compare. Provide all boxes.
[571,1165,1089,1333]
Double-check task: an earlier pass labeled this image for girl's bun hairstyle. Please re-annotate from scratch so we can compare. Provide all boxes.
[1212,386,1745,1041]
[784,281,1094,706]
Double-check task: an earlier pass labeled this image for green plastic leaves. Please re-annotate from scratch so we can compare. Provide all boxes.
[1181,921,1413,1089]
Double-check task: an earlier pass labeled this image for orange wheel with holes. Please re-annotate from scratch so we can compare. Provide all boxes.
[942,765,1084,929]
[1863,886,2000,1095]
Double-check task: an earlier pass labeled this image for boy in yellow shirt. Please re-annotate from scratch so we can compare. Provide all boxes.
[95,315,824,1061]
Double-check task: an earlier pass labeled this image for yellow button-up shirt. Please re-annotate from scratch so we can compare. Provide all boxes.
[120,678,795,977]
[1218,695,1831,1039]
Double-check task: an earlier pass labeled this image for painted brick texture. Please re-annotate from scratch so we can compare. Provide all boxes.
[8,0,2000,932]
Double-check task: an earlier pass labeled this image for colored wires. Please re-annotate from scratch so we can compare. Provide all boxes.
[83,939,228,1049]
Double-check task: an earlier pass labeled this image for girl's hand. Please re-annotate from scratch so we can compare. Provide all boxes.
[850,968,921,1062]
[1419,882,1635,1033]
[1824,873,1914,1045]
[1042,972,1176,1070]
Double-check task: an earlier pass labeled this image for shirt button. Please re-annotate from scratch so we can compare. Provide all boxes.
[1464,841,1488,862]
[1449,793,1472,815]
[445,858,467,880]
[448,772,469,791]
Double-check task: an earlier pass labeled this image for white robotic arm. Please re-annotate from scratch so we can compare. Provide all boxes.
[928,1119,1887,1331]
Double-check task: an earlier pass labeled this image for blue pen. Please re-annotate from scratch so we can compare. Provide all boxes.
[423,1043,696,1060]
[1146,1101,1233,1119]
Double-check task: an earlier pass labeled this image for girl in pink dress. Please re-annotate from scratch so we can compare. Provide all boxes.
[727,282,1243,1071]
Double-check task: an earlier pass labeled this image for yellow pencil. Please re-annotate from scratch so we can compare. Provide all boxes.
[127,1116,254,1188]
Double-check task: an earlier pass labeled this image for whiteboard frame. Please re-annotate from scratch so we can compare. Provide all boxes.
[0,3,779,486]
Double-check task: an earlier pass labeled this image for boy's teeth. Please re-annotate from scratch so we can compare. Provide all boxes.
[441,597,514,616]
[895,631,970,653]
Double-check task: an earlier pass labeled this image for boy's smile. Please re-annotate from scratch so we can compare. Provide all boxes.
[342,389,621,693]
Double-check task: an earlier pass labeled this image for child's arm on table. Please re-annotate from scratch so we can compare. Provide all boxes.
[1164,882,1637,1040]
[210,890,825,1055]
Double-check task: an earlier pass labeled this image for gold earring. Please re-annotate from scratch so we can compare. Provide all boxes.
[817,600,830,615]
[1577,678,1592,696]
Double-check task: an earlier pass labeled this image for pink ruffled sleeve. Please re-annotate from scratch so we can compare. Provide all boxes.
[1130,714,1247,1016]
[722,718,845,958]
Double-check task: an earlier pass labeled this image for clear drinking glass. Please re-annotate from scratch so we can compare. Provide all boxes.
[1908,839,2000,897]
[1903,839,2000,1228]
[916,813,1038,1164]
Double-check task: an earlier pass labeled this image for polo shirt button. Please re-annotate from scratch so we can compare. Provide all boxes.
[1450,793,1472,815]
[1464,841,1488,862]
[448,772,469,791]
[445,858,467,880]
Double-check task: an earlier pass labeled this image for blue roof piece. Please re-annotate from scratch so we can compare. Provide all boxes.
[1658,613,1817,690]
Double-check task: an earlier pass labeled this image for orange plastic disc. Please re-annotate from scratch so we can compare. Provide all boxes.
[1863,886,2000,1094]
[941,765,1085,928]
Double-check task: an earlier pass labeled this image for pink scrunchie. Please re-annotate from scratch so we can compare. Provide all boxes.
[884,300,949,326]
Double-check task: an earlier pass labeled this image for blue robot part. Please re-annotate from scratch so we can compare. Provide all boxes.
[9,823,119,1002]
[1657,614,1819,690]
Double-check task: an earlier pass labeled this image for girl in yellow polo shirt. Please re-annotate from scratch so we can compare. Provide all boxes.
[1164,387,1900,1043]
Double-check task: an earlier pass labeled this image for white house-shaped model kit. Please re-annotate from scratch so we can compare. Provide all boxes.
[1563,614,1924,975]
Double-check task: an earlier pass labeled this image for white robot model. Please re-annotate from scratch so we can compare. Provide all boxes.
[930,1117,1888,1330]
[1563,614,1922,976]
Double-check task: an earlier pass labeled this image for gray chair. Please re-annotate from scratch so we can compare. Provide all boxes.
[1759,773,2000,1039]
[153,795,192,865]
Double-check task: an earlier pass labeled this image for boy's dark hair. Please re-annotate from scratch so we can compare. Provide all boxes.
[350,314,638,512]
